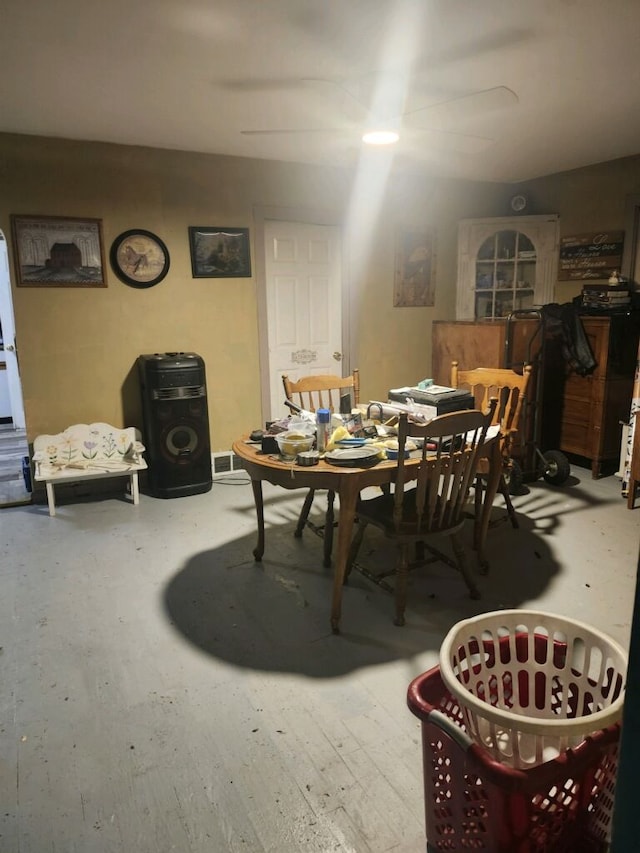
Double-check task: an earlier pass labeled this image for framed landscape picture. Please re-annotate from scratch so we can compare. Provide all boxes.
[188,226,251,278]
[393,228,436,307]
[10,214,107,287]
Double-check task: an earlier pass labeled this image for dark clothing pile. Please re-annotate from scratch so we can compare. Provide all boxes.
[541,303,597,376]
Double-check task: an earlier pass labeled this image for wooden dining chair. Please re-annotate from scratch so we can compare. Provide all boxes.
[345,408,491,626]
[281,369,360,567]
[451,361,532,531]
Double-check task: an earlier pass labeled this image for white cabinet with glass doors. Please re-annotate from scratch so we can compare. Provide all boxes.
[455,215,559,320]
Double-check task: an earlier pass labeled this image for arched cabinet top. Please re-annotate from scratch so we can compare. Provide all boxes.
[456,215,560,320]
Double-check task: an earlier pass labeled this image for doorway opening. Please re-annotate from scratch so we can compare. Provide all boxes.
[0,229,30,505]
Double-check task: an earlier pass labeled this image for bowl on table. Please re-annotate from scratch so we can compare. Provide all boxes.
[275,432,315,461]
[385,447,410,460]
[384,439,417,460]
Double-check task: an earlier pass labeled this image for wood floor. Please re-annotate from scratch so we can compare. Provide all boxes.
[1,466,638,852]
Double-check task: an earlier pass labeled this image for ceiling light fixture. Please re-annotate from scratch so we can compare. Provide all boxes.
[362,130,399,145]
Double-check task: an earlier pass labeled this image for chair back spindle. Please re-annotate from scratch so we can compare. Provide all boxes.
[450,362,531,461]
[281,369,360,568]
[393,409,489,538]
[346,406,494,625]
[450,360,531,539]
[282,370,360,415]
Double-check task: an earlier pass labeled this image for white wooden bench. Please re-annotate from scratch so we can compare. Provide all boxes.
[32,423,147,516]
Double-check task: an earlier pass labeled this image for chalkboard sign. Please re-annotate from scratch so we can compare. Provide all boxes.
[558,231,624,280]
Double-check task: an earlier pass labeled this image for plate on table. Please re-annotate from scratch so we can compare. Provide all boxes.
[325,447,380,468]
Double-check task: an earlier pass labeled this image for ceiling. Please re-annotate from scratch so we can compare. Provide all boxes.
[2,0,640,184]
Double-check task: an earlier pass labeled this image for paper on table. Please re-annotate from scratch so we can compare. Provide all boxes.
[368,400,437,423]
[466,424,501,444]
[389,385,459,397]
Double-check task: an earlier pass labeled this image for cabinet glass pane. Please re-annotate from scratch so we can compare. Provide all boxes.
[494,293,513,318]
[495,261,513,288]
[517,234,536,258]
[473,228,537,320]
[475,292,494,318]
[514,260,535,290]
[497,230,517,260]
[515,290,534,311]
[477,236,496,260]
[476,269,493,289]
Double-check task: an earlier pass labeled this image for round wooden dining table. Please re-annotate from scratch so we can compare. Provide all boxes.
[232,436,502,633]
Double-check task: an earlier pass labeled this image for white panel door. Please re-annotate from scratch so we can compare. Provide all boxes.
[0,231,26,428]
[265,220,342,420]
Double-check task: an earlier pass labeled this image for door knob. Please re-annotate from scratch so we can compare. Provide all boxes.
[5,344,15,352]
[333,352,342,361]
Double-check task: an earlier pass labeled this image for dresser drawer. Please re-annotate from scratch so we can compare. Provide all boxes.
[560,420,594,456]
[561,395,592,425]
[563,371,594,398]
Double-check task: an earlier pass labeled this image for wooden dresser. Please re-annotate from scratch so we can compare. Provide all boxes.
[554,315,639,476]
[432,318,542,384]
[432,314,640,478]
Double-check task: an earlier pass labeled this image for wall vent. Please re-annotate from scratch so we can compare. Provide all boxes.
[211,451,245,477]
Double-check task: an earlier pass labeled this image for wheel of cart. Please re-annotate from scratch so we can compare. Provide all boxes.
[505,308,571,488]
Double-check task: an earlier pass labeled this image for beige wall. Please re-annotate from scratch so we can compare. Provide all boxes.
[2,131,640,450]
[524,156,640,303]
[0,133,502,448]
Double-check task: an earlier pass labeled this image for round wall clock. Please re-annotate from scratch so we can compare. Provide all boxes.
[509,193,528,214]
[110,229,170,288]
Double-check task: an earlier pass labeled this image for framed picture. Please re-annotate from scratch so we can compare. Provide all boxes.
[10,214,107,287]
[188,227,251,278]
[393,228,436,307]
[110,229,170,288]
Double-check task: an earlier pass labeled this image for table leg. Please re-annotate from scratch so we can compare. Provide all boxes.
[250,479,265,561]
[330,478,360,634]
[323,490,335,568]
[476,440,502,574]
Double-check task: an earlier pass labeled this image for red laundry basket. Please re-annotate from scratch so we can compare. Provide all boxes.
[407,664,620,853]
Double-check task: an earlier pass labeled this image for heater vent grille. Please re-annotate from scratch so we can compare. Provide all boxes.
[211,452,245,476]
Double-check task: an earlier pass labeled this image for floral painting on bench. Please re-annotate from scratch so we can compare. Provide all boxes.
[33,423,147,516]
[38,426,139,468]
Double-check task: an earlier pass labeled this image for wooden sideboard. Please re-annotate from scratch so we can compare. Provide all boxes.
[432,314,640,478]
[432,318,542,384]
[555,315,639,476]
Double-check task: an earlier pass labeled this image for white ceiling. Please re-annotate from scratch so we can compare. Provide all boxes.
[2,0,640,183]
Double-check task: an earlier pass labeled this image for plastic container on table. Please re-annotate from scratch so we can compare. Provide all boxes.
[407,663,621,853]
[315,407,331,454]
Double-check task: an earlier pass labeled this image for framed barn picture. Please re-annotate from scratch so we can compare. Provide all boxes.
[10,214,107,287]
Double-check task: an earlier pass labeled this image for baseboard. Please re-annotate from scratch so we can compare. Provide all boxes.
[211,451,245,477]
